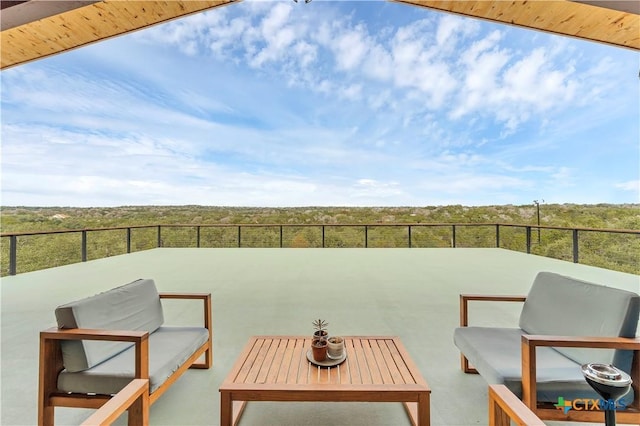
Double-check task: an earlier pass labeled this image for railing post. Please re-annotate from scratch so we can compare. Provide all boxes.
[573,229,579,263]
[495,224,500,248]
[364,226,368,248]
[82,231,87,262]
[526,226,531,254]
[157,226,162,248]
[280,225,283,248]
[9,235,17,276]
[126,228,131,253]
[408,225,412,248]
[238,226,241,248]
[196,226,201,248]
[452,225,456,248]
[322,225,325,248]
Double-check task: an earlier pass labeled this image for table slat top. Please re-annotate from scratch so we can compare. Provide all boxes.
[221,336,429,391]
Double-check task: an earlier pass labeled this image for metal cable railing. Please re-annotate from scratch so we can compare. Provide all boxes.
[1,223,638,276]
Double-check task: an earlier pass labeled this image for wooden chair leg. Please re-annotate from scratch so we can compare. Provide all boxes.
[81,380,149,426]
[190,341,213,369]
[488,400,510,426]
[631,349,639,411]
[461,354,478,374]
[189,294,213,369]
[204,339,213,369]
[204,295,213,369]
[39,335,63,426]
[489,385,545,426]
[39,406,54,426]
[127,387,149,426]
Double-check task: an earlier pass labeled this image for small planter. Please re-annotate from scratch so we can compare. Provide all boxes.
[311,338,328,362]
[313,330,328,340]
[311,319,329,362]
[327,336,344,359]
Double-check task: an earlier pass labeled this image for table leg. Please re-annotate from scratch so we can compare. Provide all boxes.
[403,402,418,426]
[403,393,430,426]
[417,393,430,426]
[232,401,247,426]
[220,391,232,426]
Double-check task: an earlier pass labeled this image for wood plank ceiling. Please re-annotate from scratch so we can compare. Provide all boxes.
[0,0,638,70]
[0,1,237,69]
[394,1,639,51]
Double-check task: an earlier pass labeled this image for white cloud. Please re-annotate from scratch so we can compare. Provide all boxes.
[389,19,458,109]
[362,44,393,81]
[367,89,394,111]
[249,3,297,67]
[418,174,532,194]
[436,14,479,50]
[130,3,593,134]
[333,24,370,71]
[1,2,638,207]
[451,33,580,132]
[550,167,572,181]
[351,179,403,199]
[451,31,508,118]
[500,48,576,108]
[615,180,640,193]
[209,16,250,56]
[137,7,233,56]
[292,40,317,67]
[339,83,362,101]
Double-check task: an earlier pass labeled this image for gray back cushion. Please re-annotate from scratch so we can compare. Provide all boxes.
[55,278,164,372]
[519,272,639,368]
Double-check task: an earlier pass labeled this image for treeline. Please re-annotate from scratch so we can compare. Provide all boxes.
[1,204,638,275]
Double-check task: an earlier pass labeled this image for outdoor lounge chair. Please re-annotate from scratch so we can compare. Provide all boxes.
[454,271,640,423]
[38,278,212,425]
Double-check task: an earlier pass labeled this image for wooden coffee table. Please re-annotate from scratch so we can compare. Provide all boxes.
[219,336,430,426]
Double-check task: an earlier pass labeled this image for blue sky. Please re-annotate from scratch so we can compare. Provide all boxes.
[1,0,639,207]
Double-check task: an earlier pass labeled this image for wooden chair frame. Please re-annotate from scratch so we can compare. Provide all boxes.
[38,292,212,426]
[488,384,545,426]
[80,379,149,426]
[460,294,640,423]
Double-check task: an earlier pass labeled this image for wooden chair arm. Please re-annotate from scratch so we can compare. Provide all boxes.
[459,294,527,326]
[159,292,212,335]
[488,384,545,426]
[159,292,213,368]
[522,335,640,350]
[40,327,150,379]
[460,294,528,302]
[521,335,640,410]
[80,379,149,426]
[41,327,148,342]
[159,292,211,300]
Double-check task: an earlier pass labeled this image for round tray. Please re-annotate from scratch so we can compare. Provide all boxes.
[306,349,346,367]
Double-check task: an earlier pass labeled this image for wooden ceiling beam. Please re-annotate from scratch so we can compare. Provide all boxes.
[0,0,237,70]
[1,1,100,31]
[393,1,639,51]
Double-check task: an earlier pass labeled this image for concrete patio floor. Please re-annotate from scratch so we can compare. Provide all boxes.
[2,247,639,425]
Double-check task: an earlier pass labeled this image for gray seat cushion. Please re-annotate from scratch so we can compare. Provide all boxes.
[519,272,639,373]
[55,278,164,372]
[57,326,209,395]
[453,326,634,404]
